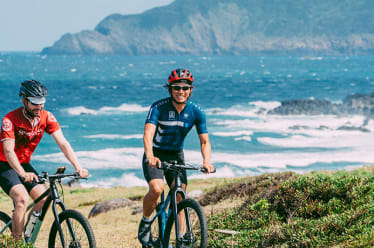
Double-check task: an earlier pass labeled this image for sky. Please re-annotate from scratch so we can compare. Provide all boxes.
[0,0,174,52]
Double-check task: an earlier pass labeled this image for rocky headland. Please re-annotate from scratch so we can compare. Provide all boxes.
[41,0,374,55]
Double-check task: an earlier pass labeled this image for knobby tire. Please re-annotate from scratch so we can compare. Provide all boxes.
[163,199,207,248]
[0,211,12,236]
[48,209,96,248]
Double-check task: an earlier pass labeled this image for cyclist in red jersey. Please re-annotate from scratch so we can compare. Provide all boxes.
[0,80,89,241]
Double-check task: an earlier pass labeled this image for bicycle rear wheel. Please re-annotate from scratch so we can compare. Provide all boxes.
[0,211,12,235]
[163,199,207,248]
[48,209,96,248]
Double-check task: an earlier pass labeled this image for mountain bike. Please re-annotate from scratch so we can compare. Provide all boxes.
[0,167,96,248]
[145,160,215,248]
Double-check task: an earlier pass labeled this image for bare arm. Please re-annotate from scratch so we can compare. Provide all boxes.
[143,123,161,167]
[2,139,38,182]
[51,130,88,177]
[198,133,214,173]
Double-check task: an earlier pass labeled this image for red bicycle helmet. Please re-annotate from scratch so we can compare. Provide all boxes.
[168,68,194,85]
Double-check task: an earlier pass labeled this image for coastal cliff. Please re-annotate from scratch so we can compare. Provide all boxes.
[42,0,374,55]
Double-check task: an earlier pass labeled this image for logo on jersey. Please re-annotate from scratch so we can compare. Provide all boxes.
[169,111,176,119]
[184,113,189,119]
[18,129,42,137]
[1,119,12,132]
[47,112,57,122]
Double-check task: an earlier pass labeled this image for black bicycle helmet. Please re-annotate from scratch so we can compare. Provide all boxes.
[19,80,48,98]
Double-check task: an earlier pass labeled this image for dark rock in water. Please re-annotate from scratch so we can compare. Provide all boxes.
[317,125,330,130]
[342,92,374,116]
[337,125,370,132]
[289,125,311,130]
[88,198,136,218]
[269,92,374,120]
[268,99,341,115]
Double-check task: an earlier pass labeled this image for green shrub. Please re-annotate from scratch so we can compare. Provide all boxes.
[0,235,34,248]
[207,171,374,247]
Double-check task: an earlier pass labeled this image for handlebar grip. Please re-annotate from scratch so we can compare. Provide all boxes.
[20,176,45,184]
[201,168,216,173]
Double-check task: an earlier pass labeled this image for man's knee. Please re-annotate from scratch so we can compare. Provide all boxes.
[10,187,29,209]
[149,180,165,197]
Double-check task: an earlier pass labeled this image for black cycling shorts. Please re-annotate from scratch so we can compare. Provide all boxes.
[142,147,187,186]
[0,161,39,195]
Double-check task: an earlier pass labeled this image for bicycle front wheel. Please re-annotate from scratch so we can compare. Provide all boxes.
[48,209,96,248]
[163,199,207,248]
[0,211,12,236]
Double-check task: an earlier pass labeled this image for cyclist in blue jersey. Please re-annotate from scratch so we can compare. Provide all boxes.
[138,68,214,245]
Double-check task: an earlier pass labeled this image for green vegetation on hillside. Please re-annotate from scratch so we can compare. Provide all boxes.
[0,168,373,247]
[42,0,374,55]
[203,169,374,247]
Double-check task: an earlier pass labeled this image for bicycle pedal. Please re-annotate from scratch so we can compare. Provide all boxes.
[152,238,162,248]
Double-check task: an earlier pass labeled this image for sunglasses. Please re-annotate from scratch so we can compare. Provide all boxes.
[27,99,45,106]
[170,85,192,91]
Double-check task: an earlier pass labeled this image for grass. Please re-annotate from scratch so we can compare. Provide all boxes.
[204,167,374,247]
[0,167,373,247]
[0,235,33,248]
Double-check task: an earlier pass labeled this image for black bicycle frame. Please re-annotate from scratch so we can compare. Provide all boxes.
[170,168,188,245]
[28,178,75,247]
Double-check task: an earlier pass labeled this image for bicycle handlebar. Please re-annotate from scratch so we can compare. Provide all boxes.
[21,172,85,184]
[160,161,216,173]
[39,172,82,181]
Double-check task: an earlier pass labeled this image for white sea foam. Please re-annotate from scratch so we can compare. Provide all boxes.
[33,142,374,187]
[234,136,252,142]
[250,101,281,110]
[215,114,368,133]
[212,131,253,137]
[44,103,374,187]
[189,166,235,179]
[33,147,144,170]
[183,147,374,171]
[212,106,373,150]
[300,57,323,60]
[84,134,143,140]
[207,101,281,118]
[159,61,176,65]
[258,131,373,149]
[64,104,148,116]
[82,173,147,188]
[211,149,374,169]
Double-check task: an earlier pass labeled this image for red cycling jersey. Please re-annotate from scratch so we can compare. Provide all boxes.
[0,107,60,164]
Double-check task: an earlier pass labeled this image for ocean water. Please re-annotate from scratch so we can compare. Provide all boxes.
[1,52,374,187]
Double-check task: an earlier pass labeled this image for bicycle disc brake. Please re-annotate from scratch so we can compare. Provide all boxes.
[181,231,196,245]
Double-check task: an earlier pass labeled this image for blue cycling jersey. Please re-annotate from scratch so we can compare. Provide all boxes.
[145,97,208,151]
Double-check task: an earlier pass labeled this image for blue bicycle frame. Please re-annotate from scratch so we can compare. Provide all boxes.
[150,173,187,244]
